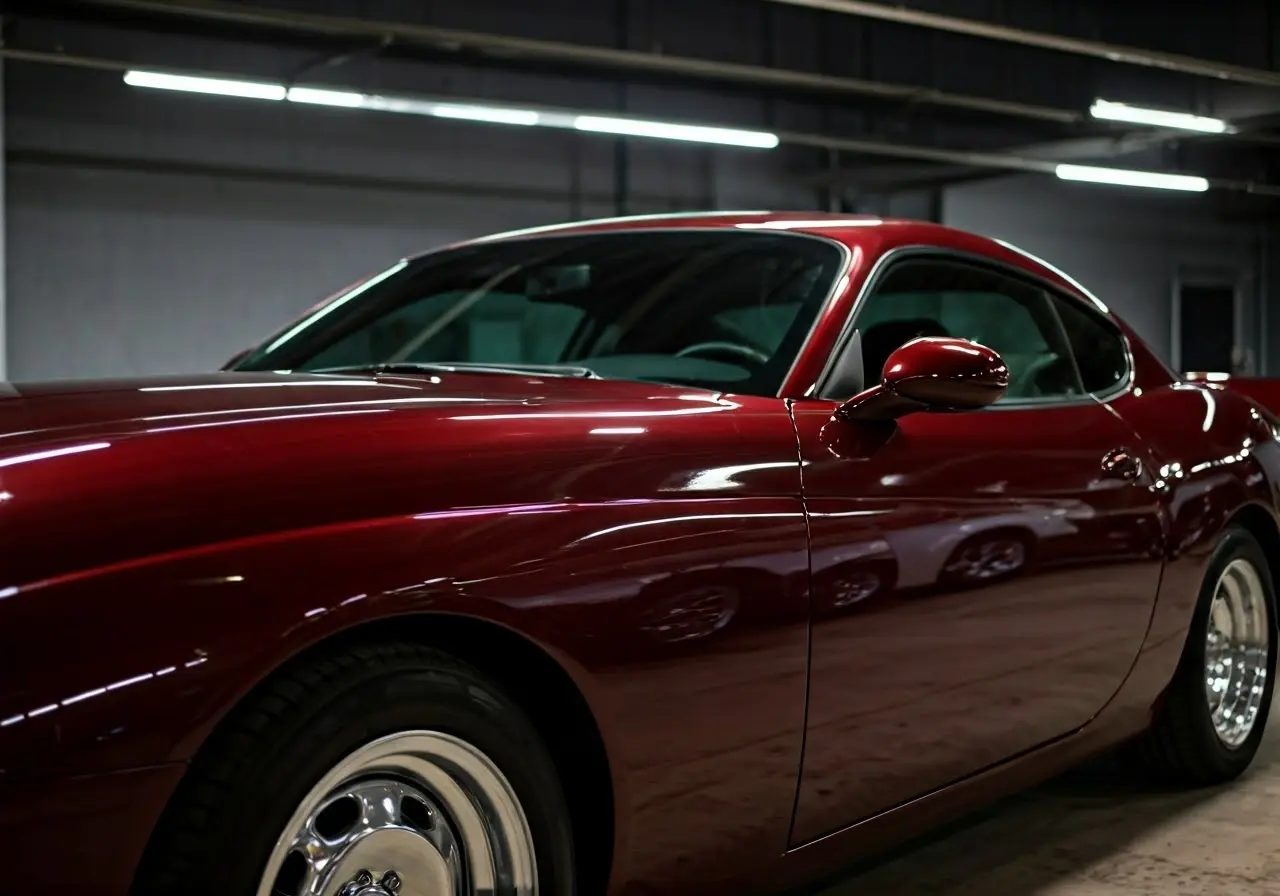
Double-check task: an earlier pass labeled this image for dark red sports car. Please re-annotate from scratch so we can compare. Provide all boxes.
[2,212,1278,896]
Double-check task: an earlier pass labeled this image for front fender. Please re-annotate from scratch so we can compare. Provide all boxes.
[0,494,813,891]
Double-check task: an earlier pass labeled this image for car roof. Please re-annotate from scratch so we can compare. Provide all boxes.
[438,211,1110,315]
[471,210,956,242]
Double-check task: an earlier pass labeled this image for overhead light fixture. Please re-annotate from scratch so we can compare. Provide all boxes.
[1055,163,1209,193]
[285,86,365,108]
[123,69,777,150]
[572,115,780,148]
[431,103,541,126]
[124,70,286,101]
[1090,99,1231,134]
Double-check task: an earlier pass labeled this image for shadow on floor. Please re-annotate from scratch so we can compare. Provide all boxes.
[801,735,1280,895]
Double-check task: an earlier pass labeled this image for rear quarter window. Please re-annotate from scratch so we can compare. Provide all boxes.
[1050,295,1129,395]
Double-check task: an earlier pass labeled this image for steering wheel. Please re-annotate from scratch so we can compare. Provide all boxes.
[675,341,770,369]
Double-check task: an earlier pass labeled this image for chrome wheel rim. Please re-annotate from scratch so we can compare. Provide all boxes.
[945,539,1026,582]
[256,731,538,896]
[1204,558,1271,749]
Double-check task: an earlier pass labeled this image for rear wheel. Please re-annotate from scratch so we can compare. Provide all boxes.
[133,643,576,896]
[1134,526,1276,785]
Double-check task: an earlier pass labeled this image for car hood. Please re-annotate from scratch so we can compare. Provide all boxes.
[0,370,763,588]
[0,370,651,441]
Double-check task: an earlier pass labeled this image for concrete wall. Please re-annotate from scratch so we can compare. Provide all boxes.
[7,1,1279,380]
[4,22,817,381]
[942,174,1266,370]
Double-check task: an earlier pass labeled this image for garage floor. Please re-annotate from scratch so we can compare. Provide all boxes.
[815,707,1280,895]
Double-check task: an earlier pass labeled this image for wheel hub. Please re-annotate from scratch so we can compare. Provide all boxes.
[326,828,450,896]
[278,778,461,896]
[337,867,405,896]
[946,539,1025,582]
[1204,557,1271,748]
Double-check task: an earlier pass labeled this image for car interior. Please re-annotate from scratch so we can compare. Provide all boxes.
[292,233,843,395]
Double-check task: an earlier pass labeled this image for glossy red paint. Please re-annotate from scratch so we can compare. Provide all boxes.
[790,394,1166,844]
[1186,371,1280,418]
[883,336,1008,402]
[1,213,1278,896]
[838,336,1009,421]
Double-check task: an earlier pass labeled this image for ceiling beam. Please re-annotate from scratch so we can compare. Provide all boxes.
[45,0,1085,124]
[761,0,1280,88]
[8,46,1280,198]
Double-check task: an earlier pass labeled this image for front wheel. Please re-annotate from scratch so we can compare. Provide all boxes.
[1133,526,1277,786]
[133,644,577,896]
[260,730,538,895]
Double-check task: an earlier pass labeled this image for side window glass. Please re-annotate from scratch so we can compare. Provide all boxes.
[848,258,1084,403]
[1049,294,1130,396]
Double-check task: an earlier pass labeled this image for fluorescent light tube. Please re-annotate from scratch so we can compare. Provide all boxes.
[286,86,366,108]
[360,96,441,116]
[1055,163,1209,193]
[430,104,541,126]
[124,69,778,149]
[124,70,286,101]
[573,115,779,148]
[360,96,541,125]
[1090,99,1230,134]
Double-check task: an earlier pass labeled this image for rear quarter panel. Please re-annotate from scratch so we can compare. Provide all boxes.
[1105,380,1280,716]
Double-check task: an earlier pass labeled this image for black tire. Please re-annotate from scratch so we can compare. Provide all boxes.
[1133,526,1277,786]
[132,642,576,896]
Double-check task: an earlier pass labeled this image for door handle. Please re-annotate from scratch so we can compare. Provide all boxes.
[1101,449,1143,481]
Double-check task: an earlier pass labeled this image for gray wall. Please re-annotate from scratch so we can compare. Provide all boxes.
[6,3,1275,381]
[5,28,815,381]
[942,174,1266,370]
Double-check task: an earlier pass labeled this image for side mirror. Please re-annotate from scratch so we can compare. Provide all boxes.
[837,336,1009,423]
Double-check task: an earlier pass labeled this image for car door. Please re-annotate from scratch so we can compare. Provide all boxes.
[789,252,1165,845]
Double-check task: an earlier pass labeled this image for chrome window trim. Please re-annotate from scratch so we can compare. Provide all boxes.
[470,211,778,244]
[808,244,1136,409]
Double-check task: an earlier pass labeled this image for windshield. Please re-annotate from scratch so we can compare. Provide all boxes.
[232,230,844,396]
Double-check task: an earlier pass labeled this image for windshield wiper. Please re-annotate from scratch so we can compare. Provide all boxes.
[309,362,600,379]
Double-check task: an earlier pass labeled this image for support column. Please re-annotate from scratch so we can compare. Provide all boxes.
[613,0,630,217]
[0,59,8,380]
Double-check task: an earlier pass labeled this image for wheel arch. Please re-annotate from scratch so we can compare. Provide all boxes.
[1228,502,1280,609]
[179,611,618,896]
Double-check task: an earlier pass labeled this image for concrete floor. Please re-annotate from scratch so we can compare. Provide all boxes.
[816,709,1280,895]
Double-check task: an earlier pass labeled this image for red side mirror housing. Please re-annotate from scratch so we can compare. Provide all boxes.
[837,337,1009,423]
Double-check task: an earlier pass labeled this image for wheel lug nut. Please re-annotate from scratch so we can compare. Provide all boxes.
[355,869,373,886]
[381,870,402,892]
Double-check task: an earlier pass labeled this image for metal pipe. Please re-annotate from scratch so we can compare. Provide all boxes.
[0,60,7,382]
[762,0,1280,88]
[5,147,697,208]
[613,0,630,216]
[57,0,1083,124]
[7,46,1279,198]
[1261,223,1271,374]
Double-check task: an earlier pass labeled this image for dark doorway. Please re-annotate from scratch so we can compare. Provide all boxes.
[1176,283,1237,373]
